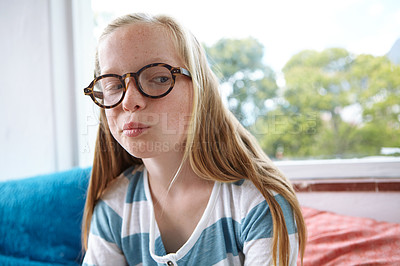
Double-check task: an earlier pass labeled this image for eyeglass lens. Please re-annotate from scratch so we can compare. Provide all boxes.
[93,66,174,107]
[94,76,124,107]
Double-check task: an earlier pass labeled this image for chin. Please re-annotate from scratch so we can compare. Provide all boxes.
[122,140,185,159]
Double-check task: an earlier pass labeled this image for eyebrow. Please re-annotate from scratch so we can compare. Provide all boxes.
[99,57,179,76]
[100,60,179,76]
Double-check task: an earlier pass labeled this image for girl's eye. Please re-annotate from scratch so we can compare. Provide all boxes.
[105,82,123,91]
[152,76,171,84]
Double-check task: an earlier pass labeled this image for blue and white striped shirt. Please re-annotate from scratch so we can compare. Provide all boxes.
[83,165,298,265]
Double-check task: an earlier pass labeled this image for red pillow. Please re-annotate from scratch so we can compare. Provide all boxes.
[298,207,400,265]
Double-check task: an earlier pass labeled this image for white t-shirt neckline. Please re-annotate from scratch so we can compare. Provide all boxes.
[143,168,221,264]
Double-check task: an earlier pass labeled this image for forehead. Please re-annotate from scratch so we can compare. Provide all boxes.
[98,23,181,73]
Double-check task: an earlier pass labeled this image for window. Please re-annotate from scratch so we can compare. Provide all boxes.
[4,1,397,182]
[88,0,400,179]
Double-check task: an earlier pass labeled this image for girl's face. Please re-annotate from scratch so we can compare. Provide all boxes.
[98,23,193,159]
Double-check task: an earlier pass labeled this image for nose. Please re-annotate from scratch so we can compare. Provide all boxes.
[121,78,146,112]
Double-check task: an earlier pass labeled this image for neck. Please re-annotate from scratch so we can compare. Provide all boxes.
[143,151,212,198]
[143,153,179,186]
[142,150,195,191]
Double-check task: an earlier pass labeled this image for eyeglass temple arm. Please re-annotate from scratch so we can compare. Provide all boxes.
[178,67,191,78]
[84,87,104,99]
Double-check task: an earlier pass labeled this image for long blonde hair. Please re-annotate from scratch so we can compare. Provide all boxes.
[82,13,306,265]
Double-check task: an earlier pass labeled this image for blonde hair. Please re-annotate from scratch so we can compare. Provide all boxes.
[82,13,306,265]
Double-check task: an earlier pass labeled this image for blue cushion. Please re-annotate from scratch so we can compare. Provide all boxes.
[0,167,91,265]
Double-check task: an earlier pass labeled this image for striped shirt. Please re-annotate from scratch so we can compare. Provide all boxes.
[83,165,298,265]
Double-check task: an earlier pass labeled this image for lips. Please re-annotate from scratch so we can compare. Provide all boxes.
[122,122,150,137]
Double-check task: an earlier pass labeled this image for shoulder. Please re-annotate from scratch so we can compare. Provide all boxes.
[92,165,146,224]
[101,165,146,207]
[220,179,296,237]
[225,180,299,265]
[220,179,268,218]
[223,179,294,214]
[89,165,146,245]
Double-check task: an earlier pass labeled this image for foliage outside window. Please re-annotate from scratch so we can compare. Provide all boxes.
[205,38,400,160]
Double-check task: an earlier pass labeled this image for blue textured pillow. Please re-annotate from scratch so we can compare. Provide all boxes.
[0,167,91,265]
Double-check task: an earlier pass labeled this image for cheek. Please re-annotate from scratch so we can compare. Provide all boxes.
[177,103,193,137]
[105,109,120,133]
[167,84,193,131]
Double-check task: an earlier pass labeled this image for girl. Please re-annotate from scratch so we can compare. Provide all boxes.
[82,13,306,266]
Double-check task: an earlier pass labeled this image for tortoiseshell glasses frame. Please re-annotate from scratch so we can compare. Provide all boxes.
[83,63,192,109]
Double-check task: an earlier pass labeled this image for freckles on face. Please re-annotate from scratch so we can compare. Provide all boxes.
[98,23,193,158]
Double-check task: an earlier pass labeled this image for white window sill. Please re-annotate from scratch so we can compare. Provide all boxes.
[275,157,400,180]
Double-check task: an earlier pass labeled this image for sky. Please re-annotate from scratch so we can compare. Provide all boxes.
[92,0,400,73]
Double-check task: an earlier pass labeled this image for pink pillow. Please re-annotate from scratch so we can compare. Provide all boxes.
[298,207,400,265]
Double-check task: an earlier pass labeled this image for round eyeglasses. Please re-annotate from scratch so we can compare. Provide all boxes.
[83,63,192,109]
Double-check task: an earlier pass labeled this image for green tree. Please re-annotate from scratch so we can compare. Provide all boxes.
[205,38,278,126]
[253,109,320,158]
[256,48,400,159]
[348,54,400,154]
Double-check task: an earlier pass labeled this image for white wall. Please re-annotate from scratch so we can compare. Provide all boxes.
[0,1,56,180]
[298,192,400,223]
[0,0,96,181]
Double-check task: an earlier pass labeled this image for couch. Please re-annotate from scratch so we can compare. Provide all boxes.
[1,168,400,265]
[0,168,91,265]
